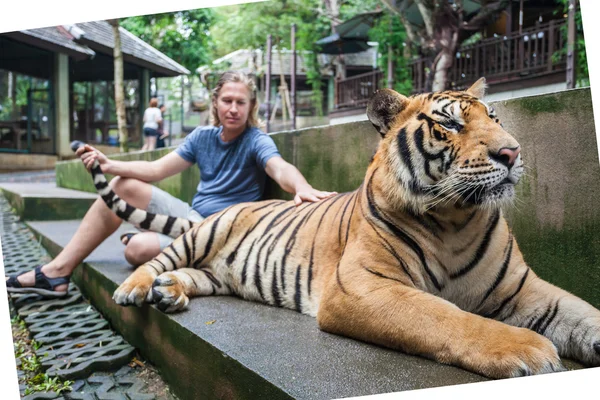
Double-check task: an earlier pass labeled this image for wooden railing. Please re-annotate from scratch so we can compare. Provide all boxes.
[334,70,383,110]
[410,20,567,93]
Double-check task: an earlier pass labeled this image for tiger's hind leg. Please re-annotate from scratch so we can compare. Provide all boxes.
[150,268,232,313]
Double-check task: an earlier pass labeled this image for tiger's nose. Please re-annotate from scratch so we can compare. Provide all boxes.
[491,146,521,168]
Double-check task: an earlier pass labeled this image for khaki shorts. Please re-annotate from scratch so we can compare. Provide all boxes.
[143,185,204,249]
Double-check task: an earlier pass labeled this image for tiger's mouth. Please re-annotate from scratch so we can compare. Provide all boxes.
[460,178,516,205]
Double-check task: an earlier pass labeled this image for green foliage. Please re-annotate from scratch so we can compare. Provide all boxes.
[12,316,74,396]
[554,0,589,87]
[209,0,384,114]
[368,14,413,95]
[121,9,215,73]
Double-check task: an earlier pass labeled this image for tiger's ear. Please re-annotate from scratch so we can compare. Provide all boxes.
[466,77,487,99]
[367,89,408,137]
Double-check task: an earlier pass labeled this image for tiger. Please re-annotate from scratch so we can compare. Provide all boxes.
[74,78,600,379]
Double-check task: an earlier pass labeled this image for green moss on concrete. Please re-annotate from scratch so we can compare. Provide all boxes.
[56,146,201,204]
[509,88,590,116]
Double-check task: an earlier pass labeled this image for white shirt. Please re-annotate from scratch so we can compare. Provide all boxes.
[143,107,162,130]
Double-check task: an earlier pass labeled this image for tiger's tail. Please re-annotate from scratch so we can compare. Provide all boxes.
[70,141,195,238]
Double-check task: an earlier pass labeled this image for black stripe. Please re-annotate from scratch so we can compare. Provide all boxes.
[271,262,282,307]
[96,180,109,190]
[192,213,223,268]
[162,251,177,271]
[162,216,177,236]
[183,232,192,265]
[364,266,404,283]
[254,259,265,300]
[226,209,277,265]
[366,175,441,291]
[335,260,349,294]
[191,228,198,262]
[168,243,182,261]
[450,210,500,279]
[116,204,136,221]
[484,268,530,320]
[538,300,560,336]
[251,200,282,213]
[397,127,415,179]
[224,206,250,243]
[202,270,222,288]
[361,206,416,285]
[528,305,553,332]
[478,235,513,308]
[294,265,302,312]
[139,213,156,230]
[154,258,168,272]
[307,195,347,296]
[337,194,354,245]
[241,238,258,285]
[343,192,359,244]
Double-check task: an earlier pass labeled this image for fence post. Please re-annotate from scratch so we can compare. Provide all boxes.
[566,0,577,88]
[548,20,555,72]
[265,34,272,133]
[291,24,297,130]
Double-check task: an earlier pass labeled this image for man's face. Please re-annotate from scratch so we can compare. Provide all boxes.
[216,82,251,133]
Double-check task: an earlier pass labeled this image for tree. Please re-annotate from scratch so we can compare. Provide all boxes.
[209,0,380,114]
[107,19,128,153]
[120,10,214,74]
[381,0,510,91]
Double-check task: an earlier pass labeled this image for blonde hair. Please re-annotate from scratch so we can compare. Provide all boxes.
[210,71,263,129]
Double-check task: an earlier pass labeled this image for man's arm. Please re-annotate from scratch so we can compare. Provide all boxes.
[78,145,193,183]
[265,156,336,205]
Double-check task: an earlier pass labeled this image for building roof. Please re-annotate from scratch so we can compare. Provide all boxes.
[4,21,189,77]
[198,47,378,77]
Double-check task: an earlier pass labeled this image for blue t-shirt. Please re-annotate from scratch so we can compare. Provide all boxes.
[175,126,281,217]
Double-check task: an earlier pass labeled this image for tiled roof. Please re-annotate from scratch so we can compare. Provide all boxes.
[10,21,188,76]
[75,21,189,75]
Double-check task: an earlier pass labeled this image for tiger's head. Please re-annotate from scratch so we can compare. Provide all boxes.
[367,78,523,213]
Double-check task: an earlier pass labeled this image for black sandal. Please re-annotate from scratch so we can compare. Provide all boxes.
[6,265,70,298]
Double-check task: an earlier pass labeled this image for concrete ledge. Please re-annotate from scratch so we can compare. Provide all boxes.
[27,219,486,400]
[0,183,97,221]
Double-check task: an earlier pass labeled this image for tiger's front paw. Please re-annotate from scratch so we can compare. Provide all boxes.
[477,326,565,378]
[150,272,189,313]
[112,271,155,307]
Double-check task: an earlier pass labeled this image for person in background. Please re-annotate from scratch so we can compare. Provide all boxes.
[156,104,169,149]
[6,70,337,298]
[142,98,162,151]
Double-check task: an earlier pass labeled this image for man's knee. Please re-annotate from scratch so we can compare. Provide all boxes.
[110,177,152,209]
[124,234,161,266]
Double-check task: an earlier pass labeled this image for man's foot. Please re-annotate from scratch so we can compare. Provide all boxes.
[6,265,69,298]
[120,232,138,246]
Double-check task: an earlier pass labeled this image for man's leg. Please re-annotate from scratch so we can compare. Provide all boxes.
[9,177,154,292]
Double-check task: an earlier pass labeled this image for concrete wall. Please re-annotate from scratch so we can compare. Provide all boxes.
[56,87,600,308]
[0,153,57,171]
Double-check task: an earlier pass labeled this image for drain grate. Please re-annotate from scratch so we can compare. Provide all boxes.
[2,194,151,398]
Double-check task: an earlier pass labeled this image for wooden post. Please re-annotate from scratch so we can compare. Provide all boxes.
[518,0,524,71]
[548,19,555,72]
[566,0,577,89]
[387,46,394,89]
[291,24,297,130]
[265,34,272,133]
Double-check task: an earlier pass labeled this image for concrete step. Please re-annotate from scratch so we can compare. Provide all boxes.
[25,219,487,400]
[0,183,97,221]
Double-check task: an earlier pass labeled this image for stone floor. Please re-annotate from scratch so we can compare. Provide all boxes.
[1,194,177,400]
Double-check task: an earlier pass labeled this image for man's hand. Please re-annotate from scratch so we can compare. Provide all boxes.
[76,145,111,172]
[293,185,337,206]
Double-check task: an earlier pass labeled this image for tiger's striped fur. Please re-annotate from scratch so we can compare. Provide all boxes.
[81,78,600,379]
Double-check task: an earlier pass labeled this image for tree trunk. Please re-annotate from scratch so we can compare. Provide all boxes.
[108,19,128,153]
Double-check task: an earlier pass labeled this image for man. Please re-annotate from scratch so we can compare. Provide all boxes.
[6,71,335,297]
